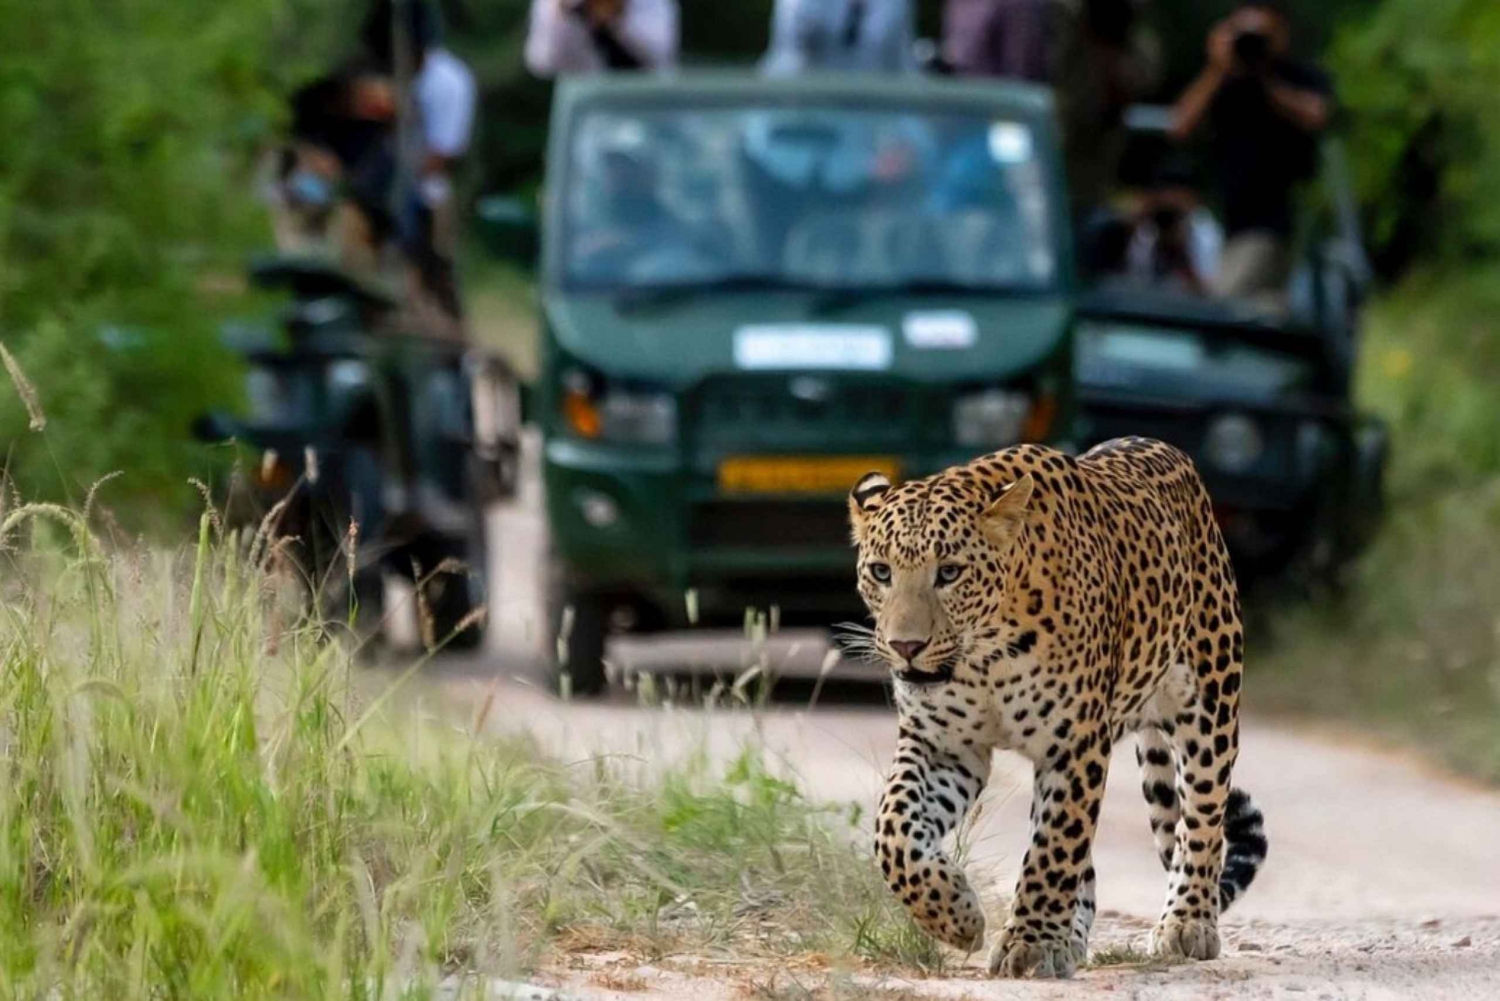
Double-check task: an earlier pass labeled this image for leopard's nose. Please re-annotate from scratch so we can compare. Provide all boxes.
[890,639,930,664]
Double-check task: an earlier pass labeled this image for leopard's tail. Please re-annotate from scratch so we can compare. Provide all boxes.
[1217,787,1268,912]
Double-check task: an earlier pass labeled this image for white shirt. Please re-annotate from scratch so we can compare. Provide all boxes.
[1127,208,1225,286]
[414,48,477,159]
[762,0,916,76]
[524,0,680,76]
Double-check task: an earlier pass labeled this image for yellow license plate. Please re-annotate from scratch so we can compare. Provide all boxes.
[717,456,899,496]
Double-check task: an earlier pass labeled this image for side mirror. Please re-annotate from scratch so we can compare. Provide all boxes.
[193,412,239,442]
[475,194,540,267]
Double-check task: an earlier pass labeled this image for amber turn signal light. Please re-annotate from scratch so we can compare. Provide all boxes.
[563,389,602,439]
[1023,393,1058,442]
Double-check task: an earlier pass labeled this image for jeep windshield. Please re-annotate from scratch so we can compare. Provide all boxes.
[561,104,1059,296]
[1077,320,1318,401]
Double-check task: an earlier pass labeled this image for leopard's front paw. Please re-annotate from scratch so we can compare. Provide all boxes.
[987,927,1079,979]
[1148,915,1221,961]
[930,904,985,953]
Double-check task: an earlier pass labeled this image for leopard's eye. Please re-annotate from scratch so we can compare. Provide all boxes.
[936,563,965,586]
[869,562,892,584]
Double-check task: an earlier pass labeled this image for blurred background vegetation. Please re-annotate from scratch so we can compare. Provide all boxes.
[1,0,1498,768]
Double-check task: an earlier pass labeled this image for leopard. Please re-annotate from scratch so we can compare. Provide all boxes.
[846,437,1268,979]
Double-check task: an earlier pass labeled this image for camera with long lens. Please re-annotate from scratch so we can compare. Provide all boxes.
[1150,205,1185,233]
[1233,28,1271,71]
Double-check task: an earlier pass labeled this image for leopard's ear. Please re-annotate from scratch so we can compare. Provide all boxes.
[980,474,1034,550]
[848,472,893,546]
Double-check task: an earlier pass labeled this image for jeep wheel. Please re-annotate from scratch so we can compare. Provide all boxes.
[548,580,609,698]
[422,565,487,651]
[420,511,489,652]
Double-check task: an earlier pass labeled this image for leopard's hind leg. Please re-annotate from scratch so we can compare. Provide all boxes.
[1137,726,1181,870]
[1148,625,1243,961]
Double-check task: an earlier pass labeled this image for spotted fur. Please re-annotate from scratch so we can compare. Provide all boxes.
[849,438,1267,979]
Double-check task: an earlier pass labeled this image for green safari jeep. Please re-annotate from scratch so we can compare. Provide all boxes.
[487,73,1079,694]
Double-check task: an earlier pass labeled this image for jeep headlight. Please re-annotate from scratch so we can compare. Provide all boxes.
[953,390,1032,448]
[326,359,372,392]
[245,365,312,427]
[598,388,677,443]
[1205,413,1264,473]
[561,368,677,445]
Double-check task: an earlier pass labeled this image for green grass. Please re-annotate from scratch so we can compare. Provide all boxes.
[1085,943,1177,971]
[1253,265,1500,781]
[0,502,932,998]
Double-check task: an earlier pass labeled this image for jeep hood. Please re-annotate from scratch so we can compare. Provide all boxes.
[542,291,1071,386]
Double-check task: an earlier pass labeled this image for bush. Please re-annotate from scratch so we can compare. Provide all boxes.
[1255,267,1500,781]
[1331,0,1500,271]
[1353,264,1500,495]
[0,0,356,519]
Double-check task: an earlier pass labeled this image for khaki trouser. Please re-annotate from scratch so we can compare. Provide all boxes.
[1211,231,1291,311]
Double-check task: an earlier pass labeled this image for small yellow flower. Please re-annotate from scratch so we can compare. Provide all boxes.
[1382,348,1414,380]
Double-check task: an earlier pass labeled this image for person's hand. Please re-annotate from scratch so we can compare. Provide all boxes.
[300,145,344,179]
[351,77,396,121]
[567,0,624,26]
[1206,18,1237,73]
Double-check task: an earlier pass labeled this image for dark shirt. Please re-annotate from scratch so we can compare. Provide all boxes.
[1210,60,1332,237]
[943,0,1055,82]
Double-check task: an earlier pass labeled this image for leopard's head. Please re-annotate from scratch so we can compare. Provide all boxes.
[847,468,1034,685]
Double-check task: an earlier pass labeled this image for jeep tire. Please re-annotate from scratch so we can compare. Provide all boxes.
[548,575,609,698]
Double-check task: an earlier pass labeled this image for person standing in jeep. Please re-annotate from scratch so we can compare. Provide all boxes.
[942,1,1158,221]
[362,0,477,330]
[940,0,1056,82]
[761,0,917,76]
[1171,0,1333,304]
[524,0,680,76]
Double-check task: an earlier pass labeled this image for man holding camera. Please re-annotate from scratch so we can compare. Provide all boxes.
[525,0,679,76]
[1171,1,1331,304]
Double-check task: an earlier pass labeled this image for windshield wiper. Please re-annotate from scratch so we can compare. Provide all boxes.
[610,276,1046,315]
[810,280,1044,315]
[808,279,1038,316]
[611,275,813,313]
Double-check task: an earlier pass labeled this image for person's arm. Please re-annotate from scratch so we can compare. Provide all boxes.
[524,0,566,77]
[1170,66,1226,140]
[1265,77,1331,133]
[1170,20,1235,140]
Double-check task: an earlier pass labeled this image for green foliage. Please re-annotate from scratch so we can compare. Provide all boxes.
[1257,269,1500,782]
[1144,0,1374,94]
[0,0,353,518]
[1331,0,1500,262]
[1353,265,1500,494]
[1259,481,1500,782]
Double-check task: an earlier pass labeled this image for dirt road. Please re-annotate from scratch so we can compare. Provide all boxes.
[430,457,1500,999]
